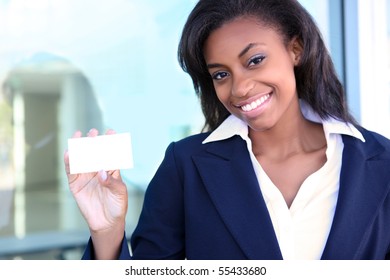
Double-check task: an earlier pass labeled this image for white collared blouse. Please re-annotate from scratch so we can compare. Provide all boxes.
[203,101,365,259]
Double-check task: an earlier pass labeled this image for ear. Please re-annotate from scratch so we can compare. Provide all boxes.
[289,37,303,66]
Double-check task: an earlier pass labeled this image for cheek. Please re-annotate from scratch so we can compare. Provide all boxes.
[214,84,231,104]
[264,59,295,79]
[264,64,297,93]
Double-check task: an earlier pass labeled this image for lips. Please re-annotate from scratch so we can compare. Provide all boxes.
[237,93,271,112]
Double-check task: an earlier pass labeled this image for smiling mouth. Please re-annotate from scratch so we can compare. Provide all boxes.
[239,93,271,112]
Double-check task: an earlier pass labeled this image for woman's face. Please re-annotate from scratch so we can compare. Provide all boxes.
[204,18,302,132]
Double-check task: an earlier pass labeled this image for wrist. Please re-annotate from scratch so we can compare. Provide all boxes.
[90,221,126,260]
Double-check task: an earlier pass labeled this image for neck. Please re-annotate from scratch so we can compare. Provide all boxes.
[249,103,326,162]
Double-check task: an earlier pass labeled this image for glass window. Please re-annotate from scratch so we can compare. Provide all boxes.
[302,0,390,138]
[353,0,390,138]
[299,0,345,86]
[0,0,200,259]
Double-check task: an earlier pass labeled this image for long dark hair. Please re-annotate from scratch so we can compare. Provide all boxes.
[178,0,356,131]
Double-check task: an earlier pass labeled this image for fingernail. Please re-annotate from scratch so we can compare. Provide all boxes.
[99,170,107,181]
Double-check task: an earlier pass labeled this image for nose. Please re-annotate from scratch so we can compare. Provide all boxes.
[231,72,254,97]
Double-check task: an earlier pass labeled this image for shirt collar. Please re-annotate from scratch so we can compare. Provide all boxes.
[203,100,365,144]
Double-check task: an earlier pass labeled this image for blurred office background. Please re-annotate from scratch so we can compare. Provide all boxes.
[0,0,389,259]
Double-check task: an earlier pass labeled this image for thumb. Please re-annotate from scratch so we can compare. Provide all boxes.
[97,170,125,193]
[98,170,108,182]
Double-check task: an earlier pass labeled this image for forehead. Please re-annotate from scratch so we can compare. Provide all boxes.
[204,18,285,60]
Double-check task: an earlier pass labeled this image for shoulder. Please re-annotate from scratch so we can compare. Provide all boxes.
[166,132,212,156]
[175,132,212,146]
[358,126,390,150]
[343,126,390,160]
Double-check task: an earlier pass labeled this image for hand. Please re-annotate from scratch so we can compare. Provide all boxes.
[64,128,129,234]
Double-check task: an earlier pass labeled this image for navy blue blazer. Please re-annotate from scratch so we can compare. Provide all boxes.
[82,127,390,260]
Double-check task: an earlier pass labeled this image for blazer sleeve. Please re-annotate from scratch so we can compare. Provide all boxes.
[129,142,186,259]
[81,232,131,260]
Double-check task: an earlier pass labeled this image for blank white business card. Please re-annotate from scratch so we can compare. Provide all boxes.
[68,132,133,174]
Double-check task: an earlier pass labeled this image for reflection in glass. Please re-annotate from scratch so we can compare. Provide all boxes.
[0,0,199,259]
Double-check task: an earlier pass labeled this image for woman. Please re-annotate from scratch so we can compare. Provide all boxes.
[64,0,390,260]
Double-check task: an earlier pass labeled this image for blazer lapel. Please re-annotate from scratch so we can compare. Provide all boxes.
[322,132,390,259]
[192,136,283,260]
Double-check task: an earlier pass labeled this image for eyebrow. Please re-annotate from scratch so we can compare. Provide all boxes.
[238,43,259,58]
[206,43,261,69]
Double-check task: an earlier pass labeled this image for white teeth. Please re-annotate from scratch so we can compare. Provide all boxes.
[241,94,270,112]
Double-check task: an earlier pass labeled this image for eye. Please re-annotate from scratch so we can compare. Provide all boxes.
[248,54,266,67]
[211,71,230,81]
